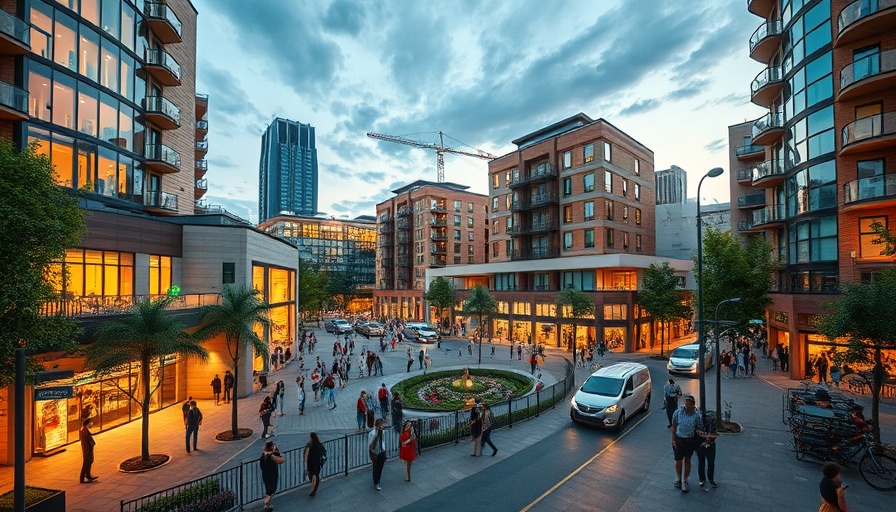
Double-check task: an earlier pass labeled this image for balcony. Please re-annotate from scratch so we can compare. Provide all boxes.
[747,0,776,17]
[507,218,559,236]
[430,218,447,227]
[397,219,410,230]
[752,160,786,187]
[195,139,209,159]
[510,246,560,261]
[429,256,447,267]
[837,0,896,47]
[144,144,180,174]
[379,224,393,234]
[735,144,765,160]
[143,189,178,212]
[397,206,412,217]
[195,159,208,177]
[751,112,784,145]
[737,220,754,231]
[839,48,896,101]
[141,96,180,130]
[0,9,30,55]
[737,193,766,209]
[430,244,447,254]
[509,162,557,189]
[194,178,207,199]
[736,168,754,181]
[0,80,28,121]
[430,231,448,242]
[751,204,786,228]
[379,237,393,247]
[40,293,219,318]
[429,203,446,213]
[195,94,208,119]
[143,48,182,86]
[196,119,208,136]
[840,111,896,155]
[143,1,183,44]
[750,66,783,106]
[749,20,782,63]
[510,191,559,211]
[843,174,896,210]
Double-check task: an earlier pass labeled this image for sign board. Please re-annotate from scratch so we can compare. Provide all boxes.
[34,369,75,384]
[35,386,74,401]
[749,319,765,326]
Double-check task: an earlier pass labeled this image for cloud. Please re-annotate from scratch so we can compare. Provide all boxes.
[322,0,366,35]
[665,79,711,101]
[618,99,661,117]
[704,138,727,152]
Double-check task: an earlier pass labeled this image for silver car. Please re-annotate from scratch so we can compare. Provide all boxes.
[667,343,714,375]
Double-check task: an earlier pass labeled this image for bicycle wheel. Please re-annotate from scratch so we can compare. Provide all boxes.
[859,452,896,491]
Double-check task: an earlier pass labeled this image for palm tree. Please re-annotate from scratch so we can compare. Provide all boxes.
[195,285,272,438]
[556,288,595,371]
[464,285,497,364]
[85,297,208,463]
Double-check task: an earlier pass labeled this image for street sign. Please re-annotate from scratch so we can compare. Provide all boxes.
[749,319,765,326]
[34,369,74,384]
[34,386,74,401]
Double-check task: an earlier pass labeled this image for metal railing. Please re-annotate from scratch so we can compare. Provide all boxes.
[840,48,896,91]
[195,159,208,171]
[843,174,896,204]
[196,120,208,131]
[144,1,183,37]
[144,189,179,211]
[144,48,183,82]
[145,144,181,170]
[752,204,786,226]
[752,160,785,183]
[751,66,782,94]
[735,144,764,156]
[737,193,766,208]
[0,80,28,113]
[752,112,783,139]
[841,111,896,147]
[736,168,753,181]
[121,360,575,512]
[142,96,181,124]
[40,293,220,317]
[749,19,782,54]
[838,0,896,34]
[0,8,30,46]
[195,178,207,190]
[196,139,209,151]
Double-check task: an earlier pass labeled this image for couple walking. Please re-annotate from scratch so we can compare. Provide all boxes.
[469,398,498,457]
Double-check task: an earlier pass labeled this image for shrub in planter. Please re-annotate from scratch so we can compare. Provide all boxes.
[138,480,234,512]
[0,487,65,512]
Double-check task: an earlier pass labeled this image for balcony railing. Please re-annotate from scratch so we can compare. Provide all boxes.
[751,204,786,226]
[397,219,410,230]
[752,160,786,183]
[430,218,447,226]
[509,162,557,188]
[510,246,560,261]
[196,120,208,131]
[195,178,207,190]
[511,192,559,211]
[429,203,446,212]
[397,206,412,217]
[840,48,896,94]
[379,224,393,234]
[735,144,764,156]
[429,257,447,267]
[0,80,28,116]
[430,231,448,241]
[142,96,181,128]
[430,244,447,254]
[751,66,783,105]
[737,220,753,231]
[0,8,30,49]
[40,293,220,318]
[751,112,783,144]
[144,1,183,43]
[838,0,896,41]
[841,111,896,149]
[196,139,209,151]
[843,174,896,204]
[144,48,182,85]
[736,168,753,181]
[749,20,782,61]
[195,160,208,171]
[144,189,178,211]
[737,193,766,208]
[145,143,181,170]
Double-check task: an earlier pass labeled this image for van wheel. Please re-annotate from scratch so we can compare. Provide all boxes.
[643,393,651,412]
[616,412,626,431]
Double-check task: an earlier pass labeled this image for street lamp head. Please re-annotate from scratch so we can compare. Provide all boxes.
[707,167,724,178]
[730,297,742,303]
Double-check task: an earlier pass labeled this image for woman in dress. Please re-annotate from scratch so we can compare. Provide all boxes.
[398,421,417,481]
[304,432,323,497]
[259,441,284,512]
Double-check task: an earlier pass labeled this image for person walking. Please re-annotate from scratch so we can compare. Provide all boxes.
[529,353,537,374]
[368,419,387,491]
[469,398,483,456]
[406,350,414,372]
[259,441,284,512]
[79,418,98,483]
[663,379,682,428]
[480,403,498,456]
[185,400,202,454]
[418,348,425,370]
[211,374,222,406]
[771,346,779,372]
[780,345,789,372]
[468,341,473,356]
[749,351,757,377]
[671,395,703,493]
[399,421,417,481]
[297,377,306,415]
[816,353,830,385]
[819,462,851,512]
[276,380,286,416]
[181,395,193,425]
[378,383,390,421]
[696,412,718,490]
[356,391,368,432]
[223,370,234,404]
[259,396,274,439]
[323,373,337,409]
[391,393,404,433]
[517,344,522,360]
[304,432,324,497]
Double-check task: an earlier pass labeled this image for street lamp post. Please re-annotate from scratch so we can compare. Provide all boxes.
[714,298,741,420]
[697,167,724,414]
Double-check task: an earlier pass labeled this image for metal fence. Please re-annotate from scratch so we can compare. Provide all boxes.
[121,359,575,511]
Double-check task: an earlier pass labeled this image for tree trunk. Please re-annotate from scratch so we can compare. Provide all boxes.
[141,355,151,461]
[660,320,665,358]
[572,322,577,365]
[871,347,883,444]
[232,349,240,437]
[477,313,483,365]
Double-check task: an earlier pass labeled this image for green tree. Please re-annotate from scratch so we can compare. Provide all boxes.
[195,285,271,438]
[0,140,86,386]
[869,221,895,256]
[464,285,497,364]
[638,262,689,357]
[556,288,595,367]
[84,297,208,462]
[425,277,456,333]
[298,258,327,325]
[697,228,773,331]
[817,268,896,443]
[326,271,357,311]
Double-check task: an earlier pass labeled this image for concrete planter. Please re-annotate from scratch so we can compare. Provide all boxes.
[0,487,65,512]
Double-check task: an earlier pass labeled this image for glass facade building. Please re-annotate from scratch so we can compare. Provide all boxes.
[258,117,318,221]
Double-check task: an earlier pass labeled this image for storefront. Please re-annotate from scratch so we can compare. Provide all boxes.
[33,356,178,455]
[252,264,297,372]
[806,334,896,381]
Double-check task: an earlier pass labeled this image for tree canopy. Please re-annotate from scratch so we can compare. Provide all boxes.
[0,140,86,385]
[425,277,456,331]
[556,288,595,362]
[638,262,689,356]
[817,268,896,443]
[298,258,327,321]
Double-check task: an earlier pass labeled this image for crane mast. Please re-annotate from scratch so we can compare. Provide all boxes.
[366,131,497,183]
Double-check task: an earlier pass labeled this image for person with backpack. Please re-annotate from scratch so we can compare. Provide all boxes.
[303,432,325,497]
[356,391,368,431]
[259,441,284,512]
[378,383,390,420]
[185,400,202,454]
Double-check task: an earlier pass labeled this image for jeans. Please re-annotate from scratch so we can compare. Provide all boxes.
[185,427,198,452]
[357,410,366,430]
[697,442,716,482]
[481,429,497,453]
[372,451,386,485]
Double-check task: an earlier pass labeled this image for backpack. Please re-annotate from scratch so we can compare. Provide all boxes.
[378,387,388,400]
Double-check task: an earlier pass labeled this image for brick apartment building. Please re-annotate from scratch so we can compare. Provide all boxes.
[428,114,693,352]
[374,180,489,320]
[734,0,896,378]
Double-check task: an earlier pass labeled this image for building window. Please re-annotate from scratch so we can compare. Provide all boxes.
[454,243,461,254]
[149,255,172,295]
[623,232,629,250]
[454,256,462,264]
[859,217,888,258]
[622,179,628,197]
[636,234,642,252]
[584,229,594,248]
[622,206,629,222]
[454,229,461,240]
[603,304,627,320]
[563,150,572,169]
[492,174,499,189]
[563,205,573,224]
[492,221,498,234]
[468,244,474,254]
[584,201,594,221]
[49,249,135,298]
[561,270,596,291]
[634,183,640,201]
[563,177,572,196]
[605,200,614,220]
[584,173,595,192]
[603,141,611,162]
[532,274,550,291]
[604,171,612,193]
[506,217,513,230]
[634,159,640,175]
[584,144,594,163]
[635,208,642,225]
[453,215,461,226]
[452,200,460,211]
[492,196,499,212]
[467,217,474,227]
[506,239,514,256]
[468,231,474,241]
[606,228,615,248]
[536,302,556,315]
[492,242,499,258]
[468,202,474,213]
[467,256,474,264]
[223,262,235,284]
[564,232,573,249]
[512,302,530,315]
[788,216,837,264]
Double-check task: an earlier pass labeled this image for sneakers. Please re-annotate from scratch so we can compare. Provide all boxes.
[375,484,382,491]
[681,480,689,493]
[710,480,718,488]
[673,481,681,489]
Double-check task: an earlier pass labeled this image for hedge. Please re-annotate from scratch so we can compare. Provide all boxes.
[136,480,234,512]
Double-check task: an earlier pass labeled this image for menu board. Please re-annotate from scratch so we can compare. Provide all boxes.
[35,398,68,452]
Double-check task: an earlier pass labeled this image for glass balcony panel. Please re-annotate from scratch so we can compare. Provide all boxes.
[843,174,896,204]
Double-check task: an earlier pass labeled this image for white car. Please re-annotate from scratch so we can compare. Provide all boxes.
[405,323,439,343]
[667,343,714,375]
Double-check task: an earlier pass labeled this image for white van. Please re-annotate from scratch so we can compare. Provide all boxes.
[570,362,651,430]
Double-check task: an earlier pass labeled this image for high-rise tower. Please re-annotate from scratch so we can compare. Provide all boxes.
[259,118,318,221]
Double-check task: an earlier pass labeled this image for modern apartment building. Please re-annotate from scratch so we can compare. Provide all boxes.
[258,117,318,221]
[259,213,377,312]
[374,180,489,320]
[737,0,896,378]
[427,114,694,352]
[655,165,688,205]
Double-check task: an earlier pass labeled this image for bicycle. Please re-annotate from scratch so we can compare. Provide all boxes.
[792,427,896,491]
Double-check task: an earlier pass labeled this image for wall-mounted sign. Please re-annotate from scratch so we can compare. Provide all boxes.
[35,386,74,401]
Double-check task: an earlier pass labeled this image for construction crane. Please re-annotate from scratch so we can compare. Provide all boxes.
[366,131,498,183]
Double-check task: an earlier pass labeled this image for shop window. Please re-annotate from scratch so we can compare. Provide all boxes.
[269,267,291,304]
[603,304,627,320]
[536,303,556,316]
[859,217,887,258]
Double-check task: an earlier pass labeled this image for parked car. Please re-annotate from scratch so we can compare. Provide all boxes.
[404,323,438,343]
[324,319,338,334]
[667,343,714,375]
[357,322,385,338]
[570,362,651,430]
[325,318,352,335]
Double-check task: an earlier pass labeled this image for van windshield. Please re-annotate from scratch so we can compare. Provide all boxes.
[671,348,698,359]
[580,376,624,397]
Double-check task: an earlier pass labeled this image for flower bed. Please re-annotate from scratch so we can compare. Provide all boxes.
[392,369,534,411]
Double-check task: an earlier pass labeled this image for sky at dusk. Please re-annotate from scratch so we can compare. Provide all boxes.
[193,0,768,223]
